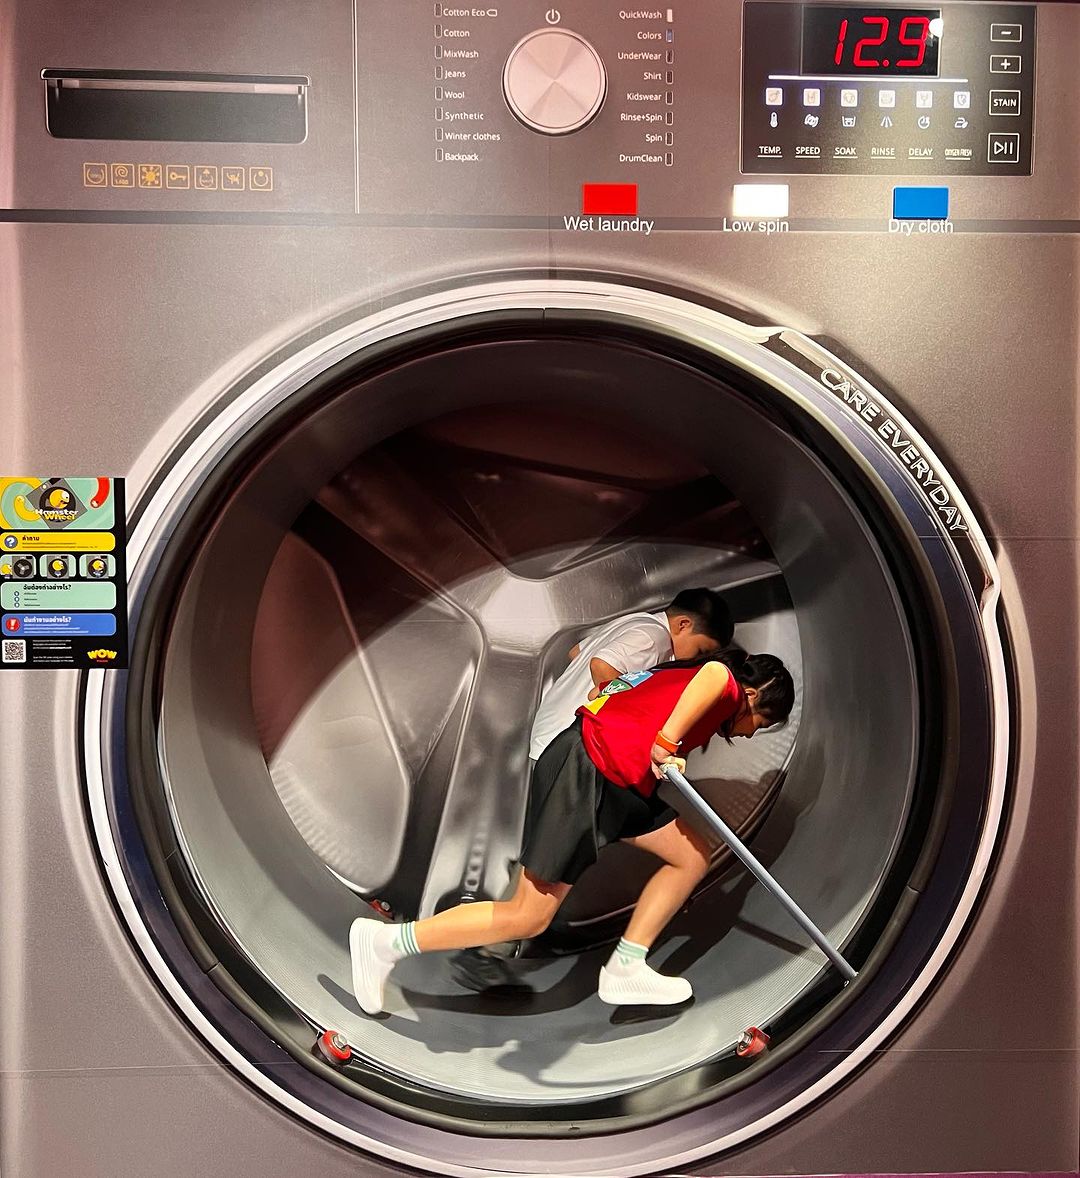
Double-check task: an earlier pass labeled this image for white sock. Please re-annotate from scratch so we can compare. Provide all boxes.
[605,937,649,976]
[375,921,421,963]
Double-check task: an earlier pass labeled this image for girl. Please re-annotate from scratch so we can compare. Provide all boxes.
[351,650,795,1013]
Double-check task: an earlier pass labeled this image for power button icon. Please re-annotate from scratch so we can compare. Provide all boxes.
[545,8,561,23]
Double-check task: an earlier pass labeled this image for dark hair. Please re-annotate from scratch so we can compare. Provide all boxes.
[666,588,735,646]
[658,646,795,734]
[721,649,795,725]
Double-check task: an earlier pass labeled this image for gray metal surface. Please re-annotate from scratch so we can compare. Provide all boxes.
[663,764,858,982]
[0,0,1077,1174]
[155,338,911,1104]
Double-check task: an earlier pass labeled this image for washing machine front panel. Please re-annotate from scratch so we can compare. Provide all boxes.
[1,0,1077,1176]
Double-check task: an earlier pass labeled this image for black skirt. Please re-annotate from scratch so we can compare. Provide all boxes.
[519,719,677,885]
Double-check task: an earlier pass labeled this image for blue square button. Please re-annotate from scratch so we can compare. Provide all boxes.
[893,186,949,220]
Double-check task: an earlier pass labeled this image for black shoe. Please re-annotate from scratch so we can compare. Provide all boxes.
[450,948,533,996]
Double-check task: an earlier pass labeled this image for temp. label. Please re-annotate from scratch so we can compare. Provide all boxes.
[0,477,128,669]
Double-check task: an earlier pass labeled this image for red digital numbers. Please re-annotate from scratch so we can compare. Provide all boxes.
[853,15,889,67]
[834,13,932,69]
[896,15,930,67]
[834,18,849,66]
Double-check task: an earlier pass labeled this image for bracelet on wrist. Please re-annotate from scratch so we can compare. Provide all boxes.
[654,730,681,755]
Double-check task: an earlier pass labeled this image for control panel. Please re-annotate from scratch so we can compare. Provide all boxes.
[425,7,677,170]
[742,3,1035,175]
[9,0,1048,216]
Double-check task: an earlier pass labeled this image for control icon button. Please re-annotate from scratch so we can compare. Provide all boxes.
[989,89,1021,116]
[915,90,933,108]
[990,22,1022,42]
[83,163,108,188]
[221,166,246,190]
[138,164,162,188]
[249,166,273,191]
[878,90,895,108]
[880,114,893,128]
[545,7,560,23]
[840,89,858,107]
[990,54,1021,73]
[953,91,970,109]
[917,115,931,130]
[987,131,1020,164]
[110,163,134,187]
[803,113,819,127]
[195,165,218,190]
[166,165,191,189]
[842,114,856,127]
[802,88,820,106]
[954,116,969,130]
[765,87,783,106]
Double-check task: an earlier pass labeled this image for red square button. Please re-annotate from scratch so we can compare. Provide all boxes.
[582,183,638,216]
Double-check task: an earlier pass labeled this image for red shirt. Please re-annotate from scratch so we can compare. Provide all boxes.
[576,665,744,796]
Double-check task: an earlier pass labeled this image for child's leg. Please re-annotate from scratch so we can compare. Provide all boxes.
[414,870,571,951]
[598,818,711,1006]
[351,870,571,1014]
[622,818,711,946]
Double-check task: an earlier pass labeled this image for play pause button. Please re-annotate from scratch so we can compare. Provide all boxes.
[987,132,1021,164]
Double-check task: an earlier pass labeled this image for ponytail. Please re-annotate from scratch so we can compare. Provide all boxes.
[725,651,795,725]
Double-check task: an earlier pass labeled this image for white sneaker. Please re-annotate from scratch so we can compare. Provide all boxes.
[598,962,693,1006]
[349,917,394,1015]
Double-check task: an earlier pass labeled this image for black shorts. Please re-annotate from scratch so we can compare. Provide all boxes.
[519,719,677,885]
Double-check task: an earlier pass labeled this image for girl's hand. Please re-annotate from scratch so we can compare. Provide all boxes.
[650,747,687,780]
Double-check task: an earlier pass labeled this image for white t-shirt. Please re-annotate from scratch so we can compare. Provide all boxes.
[528,612,674,760]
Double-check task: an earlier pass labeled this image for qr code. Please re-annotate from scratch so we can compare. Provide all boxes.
[2,639,27,664]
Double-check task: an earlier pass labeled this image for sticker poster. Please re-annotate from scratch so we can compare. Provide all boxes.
[0,477,128,669]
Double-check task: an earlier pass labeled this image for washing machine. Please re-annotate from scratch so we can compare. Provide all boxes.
[1,1,1077,1175]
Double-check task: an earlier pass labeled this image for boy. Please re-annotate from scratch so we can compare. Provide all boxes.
[528,588,734,760]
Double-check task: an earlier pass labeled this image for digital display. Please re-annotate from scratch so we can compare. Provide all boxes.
[802,7,941,75]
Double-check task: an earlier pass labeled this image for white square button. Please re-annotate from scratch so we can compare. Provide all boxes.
[802,87,821,106]
[953,90,971,108]
[732,184,789,218]
[765,87,783,106]
[878,89,896,108]
[840,89,858,107]
[916,90,934,108]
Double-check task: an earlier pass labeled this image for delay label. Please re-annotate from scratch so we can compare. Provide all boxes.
[0,477,128,669]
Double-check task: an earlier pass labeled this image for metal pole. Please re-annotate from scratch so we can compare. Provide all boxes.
[663,764,858,982]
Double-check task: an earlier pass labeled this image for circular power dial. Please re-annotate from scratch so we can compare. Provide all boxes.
[503,28,607,135]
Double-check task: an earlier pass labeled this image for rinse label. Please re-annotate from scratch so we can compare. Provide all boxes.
[0,477,128,668]
[818,372,970,533]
